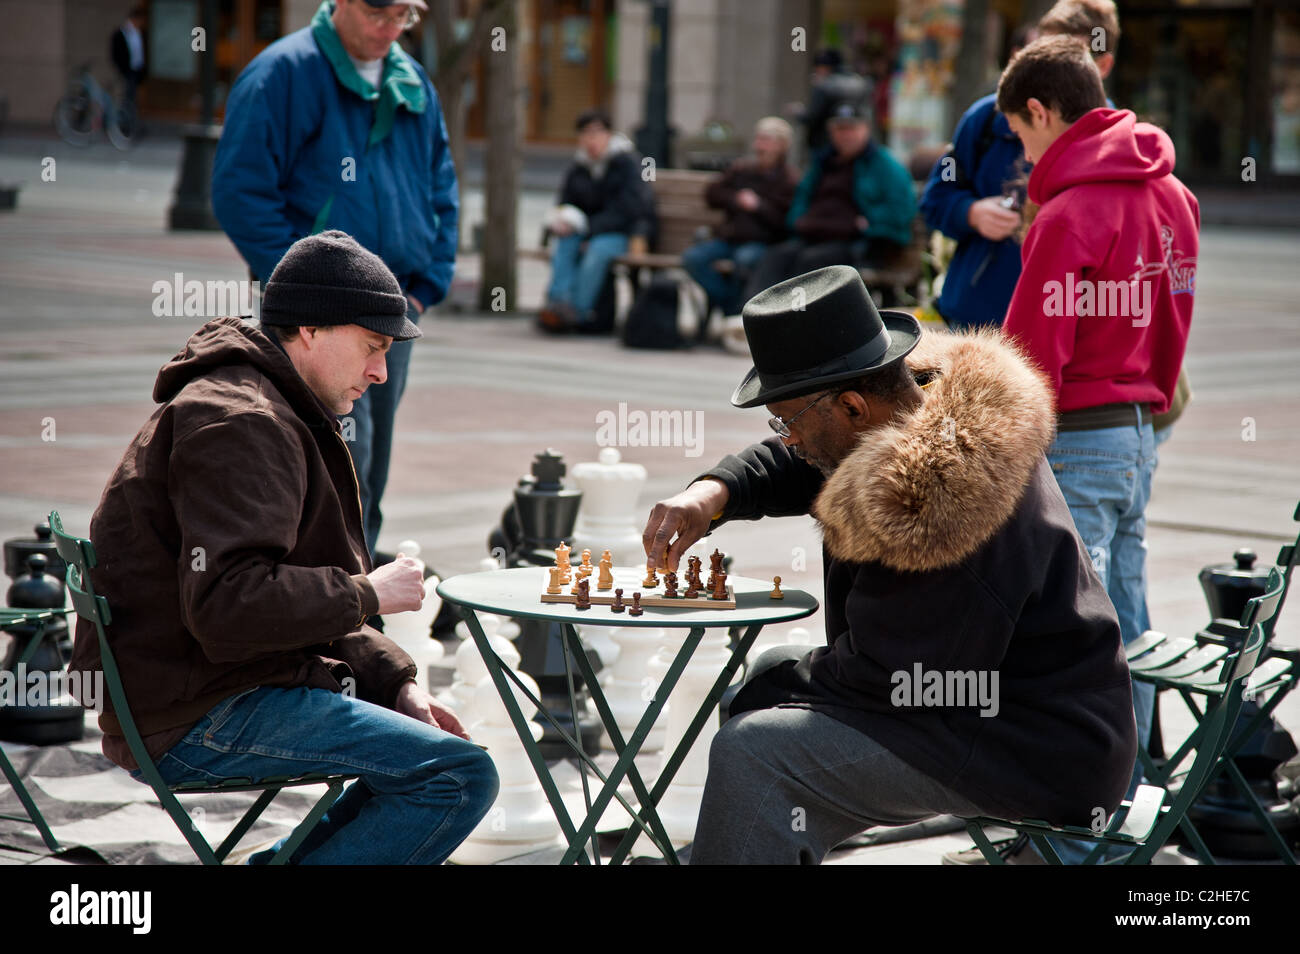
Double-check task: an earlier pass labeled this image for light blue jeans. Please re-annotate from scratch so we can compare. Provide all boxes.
[1042,406,1157,863]
[135,686,498,864]
[546,232,629,316]
[681,238,769,316]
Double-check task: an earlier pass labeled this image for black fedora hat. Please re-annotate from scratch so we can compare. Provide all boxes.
[731,265,921,408]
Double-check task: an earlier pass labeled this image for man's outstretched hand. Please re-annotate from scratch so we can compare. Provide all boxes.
[367,553,425,615]
[642,479,730,573]
[395,681,470,740]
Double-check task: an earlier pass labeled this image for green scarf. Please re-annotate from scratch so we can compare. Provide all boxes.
[311,0,426,149]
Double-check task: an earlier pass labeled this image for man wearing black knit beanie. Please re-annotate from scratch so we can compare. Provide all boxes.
[69,230,498,864]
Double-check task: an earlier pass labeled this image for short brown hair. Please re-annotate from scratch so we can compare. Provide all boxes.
[1038,0,1120,58]
[996,35,1107,125]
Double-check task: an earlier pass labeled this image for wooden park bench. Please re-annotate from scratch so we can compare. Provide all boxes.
[519,162,936,327]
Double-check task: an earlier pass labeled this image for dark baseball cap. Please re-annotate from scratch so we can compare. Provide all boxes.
[828,100,871,123]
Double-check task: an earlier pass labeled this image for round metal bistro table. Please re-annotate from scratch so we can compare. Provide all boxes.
[437,565,818,865]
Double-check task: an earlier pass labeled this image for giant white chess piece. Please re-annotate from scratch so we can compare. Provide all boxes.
[571,448,646,558]
[601,626,670,754]
[439,615,520,730]
[450,671,564,864]
[379,540,444,683]
[636,626,736,852]
[575,621,620,672]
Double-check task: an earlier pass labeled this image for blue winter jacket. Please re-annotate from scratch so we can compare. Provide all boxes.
[212,5,457,310]
[918,94,1025,331]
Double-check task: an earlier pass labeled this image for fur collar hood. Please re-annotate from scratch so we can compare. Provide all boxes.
[813,328,1056,573]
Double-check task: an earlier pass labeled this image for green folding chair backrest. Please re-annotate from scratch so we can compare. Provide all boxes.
[1239,565,1286,635]
[1164,569,1281,820]
[1262,500,1300,642]
[49,511,165,798]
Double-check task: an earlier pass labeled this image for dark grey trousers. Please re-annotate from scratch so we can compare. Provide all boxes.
[690,646,984,865]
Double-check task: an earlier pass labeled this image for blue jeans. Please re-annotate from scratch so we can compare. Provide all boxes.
[1042,406,1157,863]
[135,686,498,864]
[681,238,768,316]
[345,302,418,556]
[546,232,629,316]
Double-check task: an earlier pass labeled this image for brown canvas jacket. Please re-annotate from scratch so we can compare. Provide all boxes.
[69,317,416,770]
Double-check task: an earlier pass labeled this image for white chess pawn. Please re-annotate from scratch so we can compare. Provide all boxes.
[750,624,817,660]
[439,616,520,728]
[449,671,564,864]
[602,626,670,754]
[637,626,735,851]
[575,622,621,671]
[380,541,445,679]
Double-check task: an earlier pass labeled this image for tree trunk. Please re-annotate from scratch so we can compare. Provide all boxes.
[429,0,514,254]
[480,4,518,312]
[429,4,465,252]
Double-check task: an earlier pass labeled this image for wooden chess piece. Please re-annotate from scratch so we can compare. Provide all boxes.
[687,555,702,588]
[547,566,563,595]
[556,541,572,582]
[597,553,614,591]
[570,571,583,595]
[575,578,591,610]
[642,562,658,588]
[628,592,643,616]
[684,580,700,600]
[707,549,724,589]
[770,575,784,600]
[580,548,593,574]
[711,570,727,601]
[611,588,625,613]
[664,572,679,598]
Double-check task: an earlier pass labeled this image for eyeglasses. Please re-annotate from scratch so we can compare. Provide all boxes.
[768,391,832,439]
[360,3,420,30]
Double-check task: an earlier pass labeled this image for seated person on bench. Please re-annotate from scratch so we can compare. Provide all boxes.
[681,116,798,321]
[538,109,655,334]
[743,101,915,305]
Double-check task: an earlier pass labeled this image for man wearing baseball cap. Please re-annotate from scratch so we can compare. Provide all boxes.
[642,265,1137,863]
[742,100,916,307]
[213,0,454,559]
[69,232,497,865]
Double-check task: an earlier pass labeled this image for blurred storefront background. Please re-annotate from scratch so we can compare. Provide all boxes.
[1,0,1294,186]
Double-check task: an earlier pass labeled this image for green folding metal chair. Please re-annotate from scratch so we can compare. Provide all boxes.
[0,605,66,851]
[49,510,359,865]
[963,572,1279,864]
[1126,518,1298,864]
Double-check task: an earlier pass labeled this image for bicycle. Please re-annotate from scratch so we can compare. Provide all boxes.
[53,63,136,150]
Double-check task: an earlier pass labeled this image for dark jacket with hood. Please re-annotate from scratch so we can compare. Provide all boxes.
[69,317,416,771]
[556,132,655,239]
[703,328,1138,826]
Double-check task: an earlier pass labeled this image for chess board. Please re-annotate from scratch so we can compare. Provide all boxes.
[539,566,736,610]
